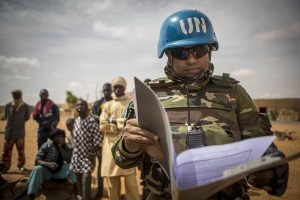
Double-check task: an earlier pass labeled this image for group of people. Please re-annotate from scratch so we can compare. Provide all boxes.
[28,94,103,200]
[1,9,290,200]
[1,88,61,174]
[1,77,140,200]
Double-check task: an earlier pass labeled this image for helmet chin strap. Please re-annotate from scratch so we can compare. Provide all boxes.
[208,48,212,61]
[166,51,173,66]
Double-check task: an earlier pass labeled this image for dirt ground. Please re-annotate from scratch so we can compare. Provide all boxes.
[0,113,299,200]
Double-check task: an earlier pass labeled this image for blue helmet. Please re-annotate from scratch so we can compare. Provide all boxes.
[157,10,218,58]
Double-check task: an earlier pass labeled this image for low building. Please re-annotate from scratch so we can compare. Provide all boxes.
[253,98,300,121]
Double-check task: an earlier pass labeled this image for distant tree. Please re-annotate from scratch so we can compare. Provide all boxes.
[65,90,78,109]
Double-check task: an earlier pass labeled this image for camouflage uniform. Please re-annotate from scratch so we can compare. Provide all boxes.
[112,65,275,199]
[112,9,289,199]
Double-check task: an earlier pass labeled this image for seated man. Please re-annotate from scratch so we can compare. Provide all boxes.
[27,129,76,200]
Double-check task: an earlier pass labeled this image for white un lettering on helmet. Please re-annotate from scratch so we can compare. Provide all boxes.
[179,17,207,34]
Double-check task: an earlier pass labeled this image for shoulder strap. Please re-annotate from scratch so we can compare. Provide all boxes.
[210,73,239,87]
[148,77,175,88]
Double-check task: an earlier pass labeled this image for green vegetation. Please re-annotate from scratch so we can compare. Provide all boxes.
[65,90,78,109]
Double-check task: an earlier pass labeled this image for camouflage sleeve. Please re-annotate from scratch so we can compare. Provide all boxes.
[235,84,266,139]
[236,85,289,195]
[111,101,144,169]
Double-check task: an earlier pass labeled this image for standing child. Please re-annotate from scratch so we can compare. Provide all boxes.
[70,99,102,200]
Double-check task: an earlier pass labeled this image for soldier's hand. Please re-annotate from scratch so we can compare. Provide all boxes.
[248,169,275,192]
[123,118,159,153]
[247,151,289,196]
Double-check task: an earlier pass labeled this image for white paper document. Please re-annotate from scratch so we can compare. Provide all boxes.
[175,136,274,189]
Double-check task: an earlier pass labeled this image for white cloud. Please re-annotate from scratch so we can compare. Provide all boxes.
[13,75,32,80]
[0,74,31,81]
[84,83,97,88]
[85,0,112,15]
[0,55,41,71]
[51,72,64,78]
[0,0,299,104]
[68,81,83,89]
[93,20,129,38]
[47,88,54,93]
[255,22,300,41]
[0,74,10,82]
[231,69,256,78]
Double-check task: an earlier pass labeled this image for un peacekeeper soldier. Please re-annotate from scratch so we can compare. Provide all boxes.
[112,10,289,200]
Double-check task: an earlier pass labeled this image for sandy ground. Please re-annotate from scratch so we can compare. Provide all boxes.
[0,113,299,200]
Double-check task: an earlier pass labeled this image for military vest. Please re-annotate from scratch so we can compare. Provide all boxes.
[149,74,241,154]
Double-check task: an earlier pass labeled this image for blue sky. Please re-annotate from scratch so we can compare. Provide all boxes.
[0,0,299,105]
